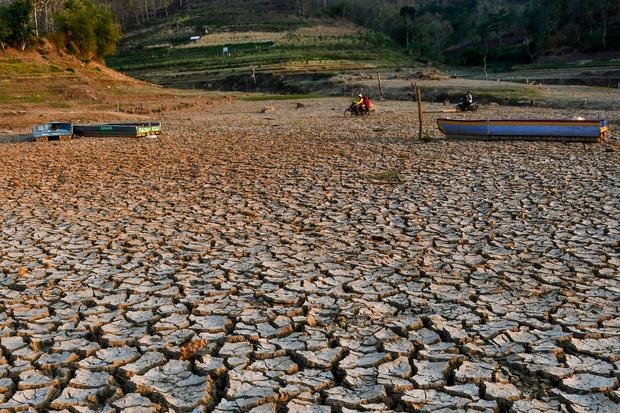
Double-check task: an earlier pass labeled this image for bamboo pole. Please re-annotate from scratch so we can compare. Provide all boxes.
[416,87,424,140]
[377,72,384,100]
[250,65,256,85]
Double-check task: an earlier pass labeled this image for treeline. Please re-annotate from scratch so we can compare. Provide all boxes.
[0,0,120,58]
[321,0,619,64]
[104,0,176,28]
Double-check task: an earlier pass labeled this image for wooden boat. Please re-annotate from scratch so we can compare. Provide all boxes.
[74,122,161,138]
[437,118,608,143]
[32,122,73,142]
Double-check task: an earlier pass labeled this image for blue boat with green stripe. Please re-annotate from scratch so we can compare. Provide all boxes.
[437,118,608,143]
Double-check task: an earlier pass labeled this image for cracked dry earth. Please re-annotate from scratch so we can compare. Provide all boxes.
[0,100,619,413]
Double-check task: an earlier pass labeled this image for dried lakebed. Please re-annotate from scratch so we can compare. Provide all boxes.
[0,118,619,412]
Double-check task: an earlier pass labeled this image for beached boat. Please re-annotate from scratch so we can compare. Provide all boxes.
[74,122,161,138]
[437,118,608,142]
[32,122,73,142]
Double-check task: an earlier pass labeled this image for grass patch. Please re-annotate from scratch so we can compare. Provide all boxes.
[0,60,49,75]
[242,93,325,101]
[370,169,401,183]
[421,132,434,142]
[0,94,47,103]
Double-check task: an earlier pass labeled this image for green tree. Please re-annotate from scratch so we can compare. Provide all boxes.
[2,0,36,51]
[55,0,120,58]
[400,6,416,49]
[0,19,11,50]
[411,14,453,61]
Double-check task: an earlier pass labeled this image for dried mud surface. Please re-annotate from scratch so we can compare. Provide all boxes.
[0,99,619,412]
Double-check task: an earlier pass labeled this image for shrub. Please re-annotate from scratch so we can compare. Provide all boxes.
[55,0,121,59]
[0,20,10,50]
[0,0,35,51]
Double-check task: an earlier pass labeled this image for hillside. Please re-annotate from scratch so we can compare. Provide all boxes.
[105,0,620,92]
[105,0,412,92]
[0,40,212,135]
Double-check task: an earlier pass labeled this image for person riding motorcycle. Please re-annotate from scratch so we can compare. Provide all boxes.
[351,94,371,115]
[353,94,365,115]
[463,91,474,110]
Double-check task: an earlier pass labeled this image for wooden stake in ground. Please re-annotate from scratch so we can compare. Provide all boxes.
[416,87,424,140]
[250,66,256,85]
[377,72,384,100]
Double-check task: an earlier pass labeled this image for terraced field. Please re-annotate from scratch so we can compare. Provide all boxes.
[106,0,410,90]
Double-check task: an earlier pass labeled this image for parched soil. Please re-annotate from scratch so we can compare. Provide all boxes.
[0,98,619,412]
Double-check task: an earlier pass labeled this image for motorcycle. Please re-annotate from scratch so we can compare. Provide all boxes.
[344,103,370,117]
[455,101,479,112]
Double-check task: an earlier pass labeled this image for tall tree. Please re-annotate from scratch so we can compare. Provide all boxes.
[55,0,120,58]
[3,0,35,50]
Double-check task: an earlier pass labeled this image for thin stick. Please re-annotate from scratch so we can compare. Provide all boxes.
[416,87,424,140]
[250,65,256,85]
[377,72,384,100]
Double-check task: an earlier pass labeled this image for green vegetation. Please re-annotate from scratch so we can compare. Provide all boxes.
[421,132,434,143]
[371,170,401,183]
[107,22,409,89]
[54,0,121,58]
[326,0,619,65]
[0,58,49,75]
[0,0,35,51]
[0,0,120,58]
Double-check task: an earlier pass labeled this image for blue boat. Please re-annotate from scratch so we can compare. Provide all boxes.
[32,122,74,142]
[437,118,608,143]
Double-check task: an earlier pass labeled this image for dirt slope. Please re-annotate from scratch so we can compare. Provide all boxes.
[0,41,215,134]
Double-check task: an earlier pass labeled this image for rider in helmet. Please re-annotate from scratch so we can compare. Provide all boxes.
[463,91,473,110]
[353,94,364,114]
